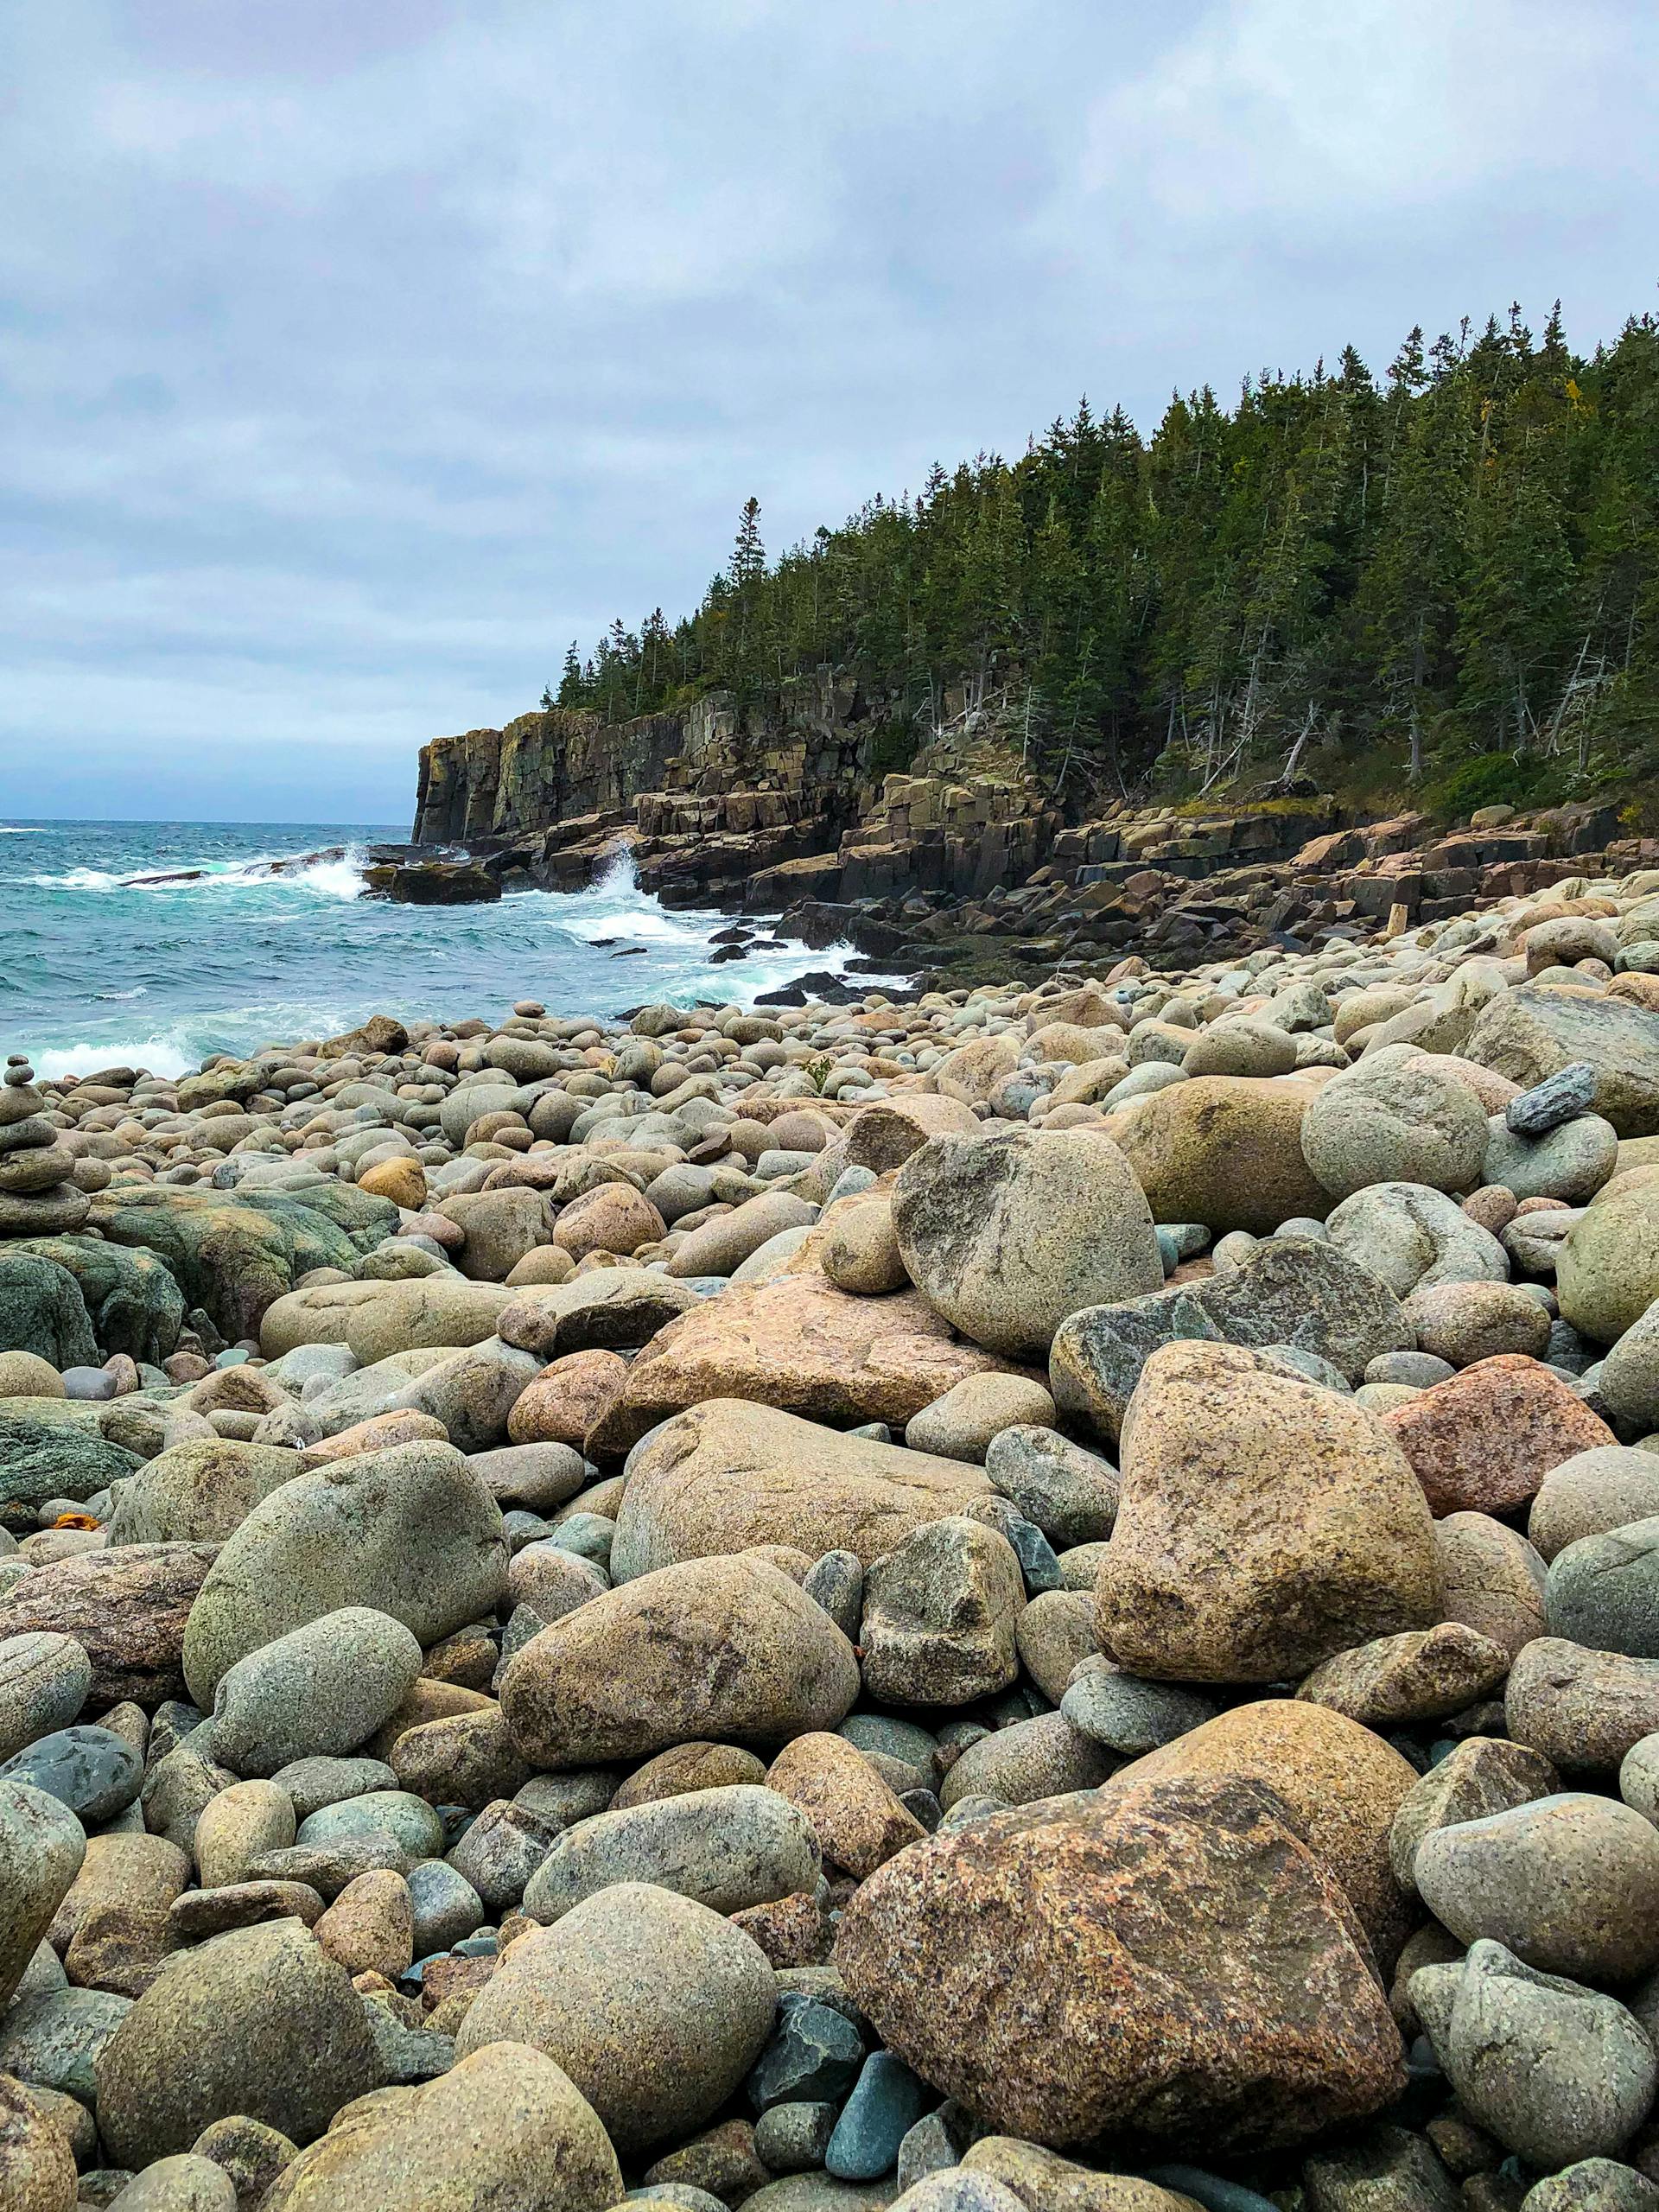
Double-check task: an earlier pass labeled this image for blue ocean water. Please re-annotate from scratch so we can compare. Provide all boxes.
[0,820,875,1079]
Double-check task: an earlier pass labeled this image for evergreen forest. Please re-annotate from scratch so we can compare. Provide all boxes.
[547,303,1659,816]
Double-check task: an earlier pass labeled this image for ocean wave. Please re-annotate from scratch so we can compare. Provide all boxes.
[13,847,367,900]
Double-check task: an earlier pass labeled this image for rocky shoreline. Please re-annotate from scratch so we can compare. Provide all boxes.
[4,861,1659,2207]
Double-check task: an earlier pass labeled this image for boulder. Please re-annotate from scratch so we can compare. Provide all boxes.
[834,1772,1403,2152]
[1098,1342,1440,1683]
[0,1542,218,1707]
[586,1274,1012,1456]
[1465,984,1659,1137]
[1324,1180,1509,1296]
[609,1400,994,1580]
[522,1783,818,1922]
[889,1129,1162,1358]
[105,1438,302,1547]
[1301,1046,1490,1199]
[1381,1356,1617,1517]
[501,1552,860,1766]
[92,1918,381,2164]
[1049,1236,1410,1445]
[1558,1179,1659,1344]
[1110,1076,1331,1236]
[181,1441,506,1704]
[1109,1698,1419,1960]
[456,1883,777,2152]
[258,2039,624,2211]
[0,1249,96,1369]
[861,1517,1026,1707]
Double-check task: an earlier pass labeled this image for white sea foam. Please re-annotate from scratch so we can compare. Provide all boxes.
[15,847,367,899]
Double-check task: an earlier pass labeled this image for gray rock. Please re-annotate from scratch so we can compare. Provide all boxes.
[0,1985,130,2101]
[1414,1792,1659,1980]
[1323,1181,1509,1297]
[1465,983,1659,1139]
[455,1881,778,2153]
[803,1550,864,1641]
[1365,1351,1456,1389]
[1049,1236,1410,1446]
[1302,2122,1459,2212]
[524,1782,818,1923]
[1484,1112,1620,1205]
[384,1340,541,1453]
[1060,1660,1217,1756]
[108,2152,239,2209]
[1532,1447,1659,1562]
[0,1630,92,1761]
[1516,1071,1606,1139]
[826,2050,930,2182]
[1521,2160,1659,2212]
[0,1724,140,1824]
[755,2100,840,2173]
[208,1608,423,1777]
[1548,1519,1659,1657]
[105,1438,302,1548]
[1603,1302,1659,1433]
[181,1440,506,1704]
[861,1518,1024,1707]
[446,1798,563,1913]
[296,1789,445,1860]
[467,1440,589,1515]
[269,1755,399,1823]
[936,1712,1112,1809]
[1421,1939,1657,2169]
[93,1917,382,2165]
[748,1997,866,2111]
[1302,1046,1490,1199]
[982,1427,1118,1547]
[406,1858,485,1955]
[891,1127,1163,1358]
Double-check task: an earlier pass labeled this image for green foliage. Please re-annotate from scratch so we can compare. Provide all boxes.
[549,302,1659,803]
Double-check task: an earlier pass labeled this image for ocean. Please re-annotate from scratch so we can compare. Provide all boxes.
[0,819,883,1080]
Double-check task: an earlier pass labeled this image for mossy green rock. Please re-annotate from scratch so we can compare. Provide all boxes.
[14,1235,186,1363]
[0,1408,142,1531]
[0,1249,96,1368]
[86,1181,397,1341]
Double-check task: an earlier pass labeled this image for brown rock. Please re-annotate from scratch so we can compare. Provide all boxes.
[551,1183,667,1261]
[587,1272,1012,1455]
[297,1410,448,1465]
[1507,1636,1659,1771]
[500,1553,860,1767]
[508,1351,628,1448]
[833,1771,1404,2151]
[257,2039,624,2211]
[356,1157,426,1210]
[1435,1513,1548,1658]
[51,1832,191,1954]
[313,1870,414,1980]
[728,1891,832,1968]
[388,1705,533,1809]
[611,1743,768,1809]
[1112,1075,1331,1236]
[1381,1356,1617,1516]
[0,1541,217,1707]
[1098,1343,1441,1683]
[1109,1700,1420,1960]
[608,1398,994,1580]
[0,2070,76,2212]
[1296,1623,1512,1726]
[765,1732,926,1877]
[960,2139,1197,2212]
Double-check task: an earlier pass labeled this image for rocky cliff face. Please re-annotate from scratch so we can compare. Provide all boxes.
[411,708,687,842]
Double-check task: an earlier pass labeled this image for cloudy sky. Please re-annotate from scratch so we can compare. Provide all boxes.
[4,0,1656,823]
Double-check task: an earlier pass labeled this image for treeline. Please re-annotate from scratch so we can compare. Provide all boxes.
[548,303,1659,810]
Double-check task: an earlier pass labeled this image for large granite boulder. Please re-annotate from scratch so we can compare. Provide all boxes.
[889,1128,1162,1357]
[609,1398,994,1580]
[181,1440,507,1703]
[1110,1076,1332,1236]
[834,1771,1404,2151]
[10,1236,185,1364]
[1097,1342,1440,1681]
[502,1552,859,1766]
[0,1249,96,1368]
[1465,984,1659,1138]
[586,1272,1011,1455]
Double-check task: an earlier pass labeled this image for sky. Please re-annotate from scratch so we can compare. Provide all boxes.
[3,1,1656,825]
